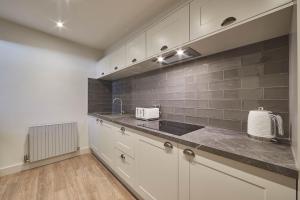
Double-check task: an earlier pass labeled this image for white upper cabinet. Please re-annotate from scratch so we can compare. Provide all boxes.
[146,4,189,57]
[109,45,126,72]
[126,33,146,66]
[190,0,292,40]
[96,55,111,78]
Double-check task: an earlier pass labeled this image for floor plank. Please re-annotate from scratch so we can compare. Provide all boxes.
[0,154,137,200]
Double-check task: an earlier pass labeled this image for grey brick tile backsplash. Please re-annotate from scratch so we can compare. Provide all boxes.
[259,73,289,87]
[88,79,112,113]
[185,116,209,126]
[264,60,289,75]
[223,88,263,100]
[224,110,249,121]
[209,79,241,90]
[209,100,242,110]
[242,100,289,113]
[241,77,260,89]
[209,118,242,131]
[264,87,289,99]
[97,35,290,137]
[241,52,263,65]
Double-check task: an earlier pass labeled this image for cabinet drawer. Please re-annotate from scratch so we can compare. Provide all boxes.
[190,0,292,40]
[115,127,135,158]
[146,4,189,57]
[114,149,136,187]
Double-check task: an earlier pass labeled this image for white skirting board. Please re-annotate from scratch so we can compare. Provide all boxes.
[0,147,91,177]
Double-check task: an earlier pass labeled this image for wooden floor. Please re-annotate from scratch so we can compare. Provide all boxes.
[0,154,137,200]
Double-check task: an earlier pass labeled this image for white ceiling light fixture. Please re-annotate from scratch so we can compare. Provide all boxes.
[56,20,64,28]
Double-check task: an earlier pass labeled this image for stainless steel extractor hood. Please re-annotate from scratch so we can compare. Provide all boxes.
[152,47,201,66]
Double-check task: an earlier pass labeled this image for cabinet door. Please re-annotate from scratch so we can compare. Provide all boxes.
[88,117,98,152]
[126,33,146,66]
[190,0,292,40]
[179,148,296,200]
[109,46,126,72]
[98,121,115,167]
[96,55,111,78]
[146,5,189,57]
[136,136,178,200]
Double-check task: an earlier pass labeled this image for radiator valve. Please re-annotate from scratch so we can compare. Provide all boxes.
[24,155,30,163]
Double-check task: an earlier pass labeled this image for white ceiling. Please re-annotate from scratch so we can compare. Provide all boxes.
[0,0,182,50]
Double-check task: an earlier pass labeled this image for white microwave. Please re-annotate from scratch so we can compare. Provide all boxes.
[135,107,159,120]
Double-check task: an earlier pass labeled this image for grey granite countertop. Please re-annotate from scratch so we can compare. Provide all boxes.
[88,112,298,179]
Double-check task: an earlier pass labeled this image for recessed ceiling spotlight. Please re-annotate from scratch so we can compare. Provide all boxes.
[157,56,164,62]
[56,20,64,28]
[176,49,184,56]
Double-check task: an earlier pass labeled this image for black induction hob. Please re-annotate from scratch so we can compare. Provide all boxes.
[138,120,204,136]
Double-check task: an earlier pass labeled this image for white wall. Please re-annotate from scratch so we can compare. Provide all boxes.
[0,18,101,170]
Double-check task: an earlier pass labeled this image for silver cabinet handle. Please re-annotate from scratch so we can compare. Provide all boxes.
[120,154,126,160]
[160,45,168,51]
[183,149,195,157]
[120,127,125,132]
[164,142,173,149]
[221,17,236,27]
[100,119,103,124]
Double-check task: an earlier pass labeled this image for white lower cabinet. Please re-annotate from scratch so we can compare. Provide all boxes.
[88,117,97,151]
[179,147,296,200]
[88,116,99,152]
[136,136,178,200]
[97,120,115,167]
[88,118,296,200]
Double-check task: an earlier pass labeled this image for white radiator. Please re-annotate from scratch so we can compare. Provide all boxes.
[27,122,79,162]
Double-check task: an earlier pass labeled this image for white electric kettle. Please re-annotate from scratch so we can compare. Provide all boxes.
[247,107,284,139]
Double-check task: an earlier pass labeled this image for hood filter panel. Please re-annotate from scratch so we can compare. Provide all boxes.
[161,47,201,65]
